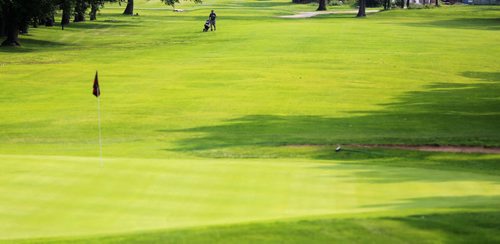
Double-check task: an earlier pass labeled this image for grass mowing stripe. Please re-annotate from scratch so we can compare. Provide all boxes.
[1,154,499,240]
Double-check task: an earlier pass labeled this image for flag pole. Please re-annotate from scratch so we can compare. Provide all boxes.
[97,95,103,166]
[93,70,103,166]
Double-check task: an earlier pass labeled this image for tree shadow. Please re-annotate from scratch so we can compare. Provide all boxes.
[18,205,500,243]
[162,71,500,159]
[383,211,500,243]
[314,158,500,183]
[364,195,500,212]
[234,1,296,8]
[63,21,138,30]
[316,148,500,176]
[0,38,72,53]
[402,18,500,31]
[361,196,500,242]
[312,14,365,19]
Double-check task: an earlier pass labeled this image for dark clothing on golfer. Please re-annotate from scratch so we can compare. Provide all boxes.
[209,12,216,31]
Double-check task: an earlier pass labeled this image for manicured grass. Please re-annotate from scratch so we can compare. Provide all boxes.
[1,2,499,159]
[0,0,499,242]
[40,212,500,243]
[1,154,499,241]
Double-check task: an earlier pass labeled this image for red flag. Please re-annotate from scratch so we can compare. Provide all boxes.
[92,71,100,97]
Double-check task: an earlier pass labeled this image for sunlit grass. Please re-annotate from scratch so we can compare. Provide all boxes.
[0,0,499,242]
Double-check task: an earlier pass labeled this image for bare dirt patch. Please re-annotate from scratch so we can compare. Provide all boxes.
[351,144,500,154]
[285,144,500,154]
[278,10,380,19]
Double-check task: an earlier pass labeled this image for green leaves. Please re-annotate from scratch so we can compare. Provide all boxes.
[160,0,202,8]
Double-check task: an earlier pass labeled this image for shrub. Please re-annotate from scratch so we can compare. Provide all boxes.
[349,0,383,7]
[329,0,344,5]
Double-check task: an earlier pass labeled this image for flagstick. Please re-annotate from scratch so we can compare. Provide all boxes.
[97,96,103,166]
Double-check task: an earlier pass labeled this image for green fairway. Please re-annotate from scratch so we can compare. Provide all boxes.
[2,154,500,241]
[0,0,499,242]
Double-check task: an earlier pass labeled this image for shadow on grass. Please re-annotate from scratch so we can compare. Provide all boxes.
[160,71,500,175]
[315,156,500,182]
[234,1,295,8]
[385,211,500,243]
[403,17,500,31]
[63,21,138,30]
[162,71,500,153]
[26,210,500,243]
[0,38,72,53]
[315,147,500,176]
[0,19,138,52]
[365,195,500,209]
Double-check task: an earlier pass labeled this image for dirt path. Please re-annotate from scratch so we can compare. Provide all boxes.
[278,10,380,19]
[349,144,500,154]
[287,144,500,154]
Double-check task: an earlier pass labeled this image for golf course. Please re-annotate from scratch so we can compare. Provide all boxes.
[0,0,499,242]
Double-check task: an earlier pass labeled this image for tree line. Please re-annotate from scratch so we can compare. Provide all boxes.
[311,0,439,16]
[0,0,198,46]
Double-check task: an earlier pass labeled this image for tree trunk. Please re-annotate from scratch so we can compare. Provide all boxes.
[317,0,327,11]
[435,0,439,6]
[45,15,55,27]
[0,12,4,37]
[19,17,29,34]
[61,0,72,26]
[19,24,28,34]
[1,7,20,46]
[357,0,366,17]
[123,0,134,15]
[74,0,87,22]
[90,3,98,21]
[33,18,39,28]
[61,12,70,26]
[2,27,20,46]
[74,13,85,22]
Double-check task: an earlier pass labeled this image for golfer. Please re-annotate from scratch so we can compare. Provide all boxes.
[209,10,217,31]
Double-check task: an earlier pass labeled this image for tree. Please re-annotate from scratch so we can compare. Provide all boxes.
[123,0,133,15]
[88,0,118,21]
[1,0,55,46]
[44,12,55,26]
[1,1,19,45]
[89,0,104,20]
[160,0,202,10]
[383,0,391,10]
[0,0,4,37]
[435,0,439,6]
[357,0,366,17]
[60,0,74,26]
[317,0,327,11]
[32,1,56,28]
[74,0,87,22]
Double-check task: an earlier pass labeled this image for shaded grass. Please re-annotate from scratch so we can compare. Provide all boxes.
[30,211,500,243]
[1,154,499,240]
[164,71,500,159]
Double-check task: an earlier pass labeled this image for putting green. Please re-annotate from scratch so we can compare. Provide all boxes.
[1,154,499,240]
